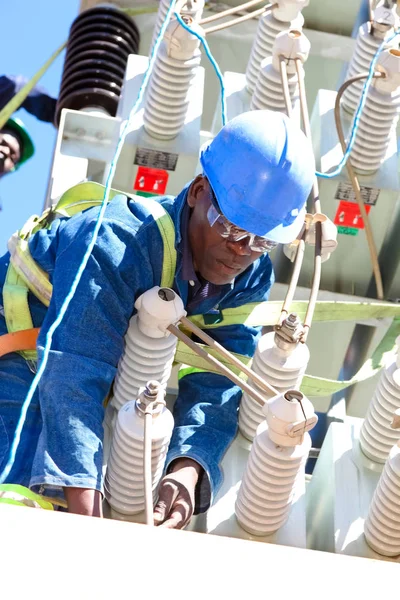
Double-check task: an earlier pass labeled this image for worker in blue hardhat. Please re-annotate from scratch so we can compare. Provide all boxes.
[0,110,315,524]
[0,75,57,176]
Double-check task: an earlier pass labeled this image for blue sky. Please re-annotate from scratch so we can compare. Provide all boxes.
[0,0,80,251]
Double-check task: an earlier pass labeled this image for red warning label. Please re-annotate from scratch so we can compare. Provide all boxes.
[334,200,371,229]
[134,166,169,195]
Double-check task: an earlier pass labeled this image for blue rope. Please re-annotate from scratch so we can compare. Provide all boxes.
[316,28,400,179]
[0,0,177,485]
[174,12,227,126]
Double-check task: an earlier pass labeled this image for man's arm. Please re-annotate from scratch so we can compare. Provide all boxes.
[155,256,274,526]
[0,75,56,123]
[64,488,103,517]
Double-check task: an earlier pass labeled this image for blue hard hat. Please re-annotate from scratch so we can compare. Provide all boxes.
[200,110,315,244]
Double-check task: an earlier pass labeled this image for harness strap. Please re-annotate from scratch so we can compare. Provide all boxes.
[0,329,40,358]
[0,484,53,510]
[2,182,177,361]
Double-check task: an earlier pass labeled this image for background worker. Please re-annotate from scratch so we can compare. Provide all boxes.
[0,75,56,177]
[0,110,315,526]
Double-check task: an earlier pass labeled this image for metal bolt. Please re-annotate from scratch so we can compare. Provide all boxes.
[144,380,160,397]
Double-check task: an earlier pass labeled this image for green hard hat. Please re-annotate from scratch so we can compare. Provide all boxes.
[4,117,35,167]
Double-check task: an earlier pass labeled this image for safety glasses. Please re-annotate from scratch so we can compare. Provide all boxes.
[206,202,278,254]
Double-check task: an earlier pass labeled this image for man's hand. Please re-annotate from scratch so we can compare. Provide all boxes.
[154,458,202,529]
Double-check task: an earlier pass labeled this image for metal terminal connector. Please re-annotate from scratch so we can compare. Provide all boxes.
[136,380,166,416]
[274,312,303,348]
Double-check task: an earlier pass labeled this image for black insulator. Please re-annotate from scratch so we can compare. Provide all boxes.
[55,6,140,126]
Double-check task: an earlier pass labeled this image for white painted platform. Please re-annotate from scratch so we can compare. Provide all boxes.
[306,419,400,562]
[0,502,398,600]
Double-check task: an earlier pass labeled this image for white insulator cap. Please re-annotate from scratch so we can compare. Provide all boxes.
[273,0,309,22]
[263,390,318,446]
[134,287,186,338]
[373,48,400,94]
[373,3,397,31]
[272,29,310,72]
[176,0,205,21]
[163,17,202,61]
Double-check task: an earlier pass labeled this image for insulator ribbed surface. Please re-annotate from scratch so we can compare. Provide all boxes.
[342,22,395,115]
[364,443,400,557]
[111,315,177,411]
[235,423,311,536]
[105,399,174,515]
[239,332,309,441]
[55,6,139,125]
[245,12,303,94]
[360,360,400,463]
[250,57,301,122]
[348,86,400,174]
[143,41,201,140]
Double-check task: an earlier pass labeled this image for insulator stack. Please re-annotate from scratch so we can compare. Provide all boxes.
[364,439,400,557]
[245,0,308,94]
[360,336,400,463]
[341,5,397,114]
[144,18,202,141]
[239,316,310,442]
[150,0,204,53]
[105,383,174,515]
[111,287,186,411]
[347,49,400,174]
[251,29,310,124]
[236,390,317,536]
[55,5,139,125]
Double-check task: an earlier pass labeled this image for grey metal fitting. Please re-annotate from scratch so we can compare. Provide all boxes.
[136,380,166,415]
[274,313,303,349]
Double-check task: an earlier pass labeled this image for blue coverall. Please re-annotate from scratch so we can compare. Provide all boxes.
[0,184,273,512]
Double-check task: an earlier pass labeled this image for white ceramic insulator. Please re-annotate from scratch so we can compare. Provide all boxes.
[105,397,174,515]
[364,441,400,557]
[360,342,400,464]
[111,287,186,411]
[150,0,204,53]
[349,49,400,174]
[239,332,310,441]
[235,420,311,535]
[144,19,202,141]
[341,12,397,114]
[245,10,304,94]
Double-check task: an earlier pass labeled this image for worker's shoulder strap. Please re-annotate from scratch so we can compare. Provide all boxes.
[3,182,176,359]
[55,182,177,288]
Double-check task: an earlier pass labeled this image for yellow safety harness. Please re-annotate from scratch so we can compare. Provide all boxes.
[2,181,400,397]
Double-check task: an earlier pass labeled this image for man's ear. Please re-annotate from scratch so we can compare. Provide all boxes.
[187,174,208,208]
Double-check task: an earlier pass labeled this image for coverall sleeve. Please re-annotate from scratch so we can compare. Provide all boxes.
[29,211,154,494]
[166,259,274,514]
[0,75,56,123]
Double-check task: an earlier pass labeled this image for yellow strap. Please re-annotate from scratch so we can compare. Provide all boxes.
[176,318,400,398]
[3,264,37,361]
[177,345,251,381]
[0,484,53,510]
[9,238,52,306]
[187,300,400,329]
[0,42,66,130]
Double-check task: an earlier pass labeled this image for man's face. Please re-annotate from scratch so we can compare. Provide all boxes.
[0,129,21,176]
[187,176,262,286]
